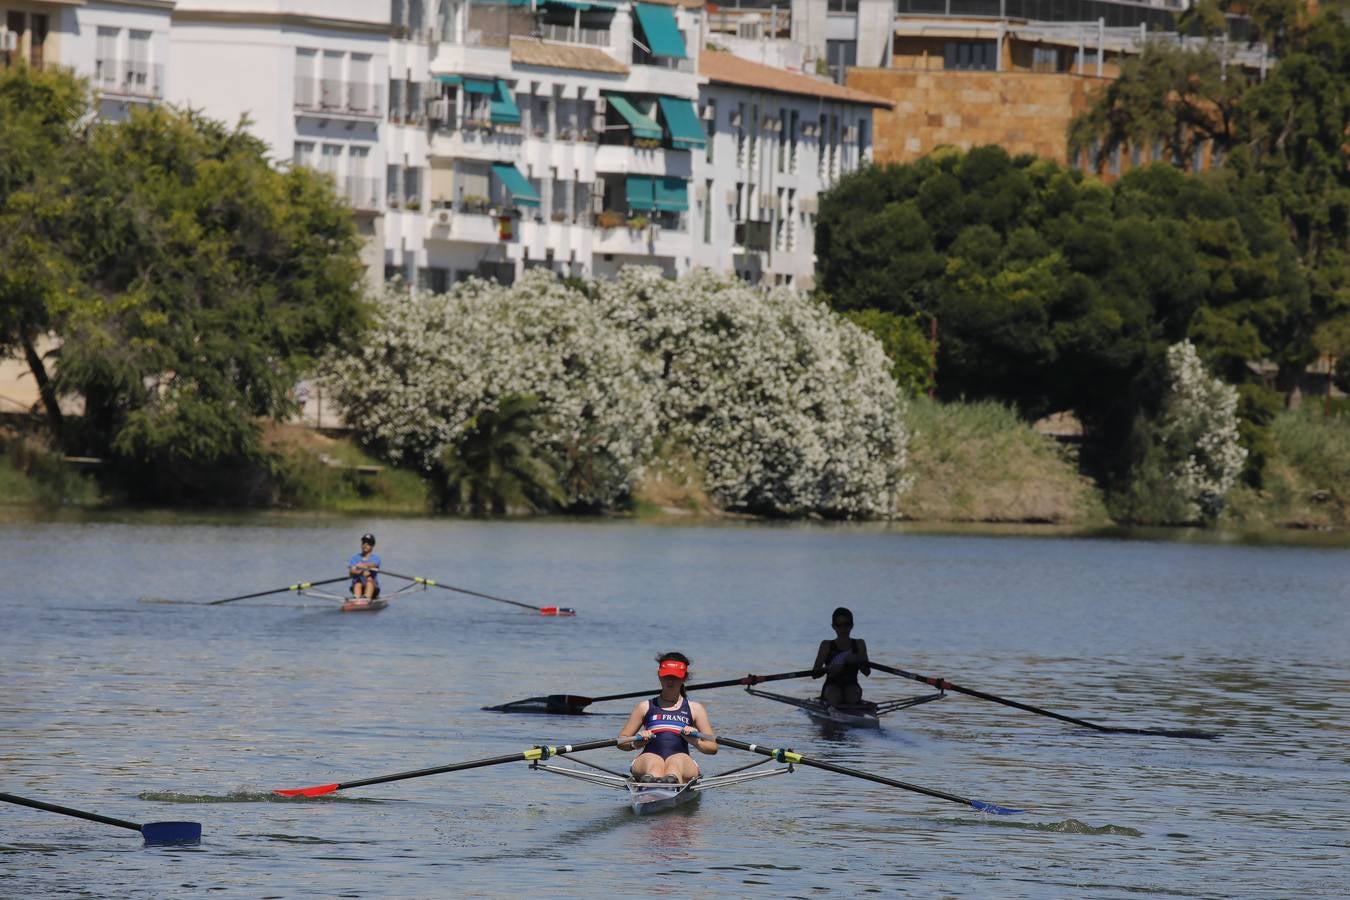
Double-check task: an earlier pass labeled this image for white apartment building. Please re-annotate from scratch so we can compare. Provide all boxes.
[3,0,886,290]
[694,50,888,288]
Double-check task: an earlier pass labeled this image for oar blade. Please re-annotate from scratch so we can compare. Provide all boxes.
[273,783,339,798]
[481,694,592,714]
[538,607,577,616]
[140,821,202,844]
[1130,727,1220,740]
[968,799,1023,816]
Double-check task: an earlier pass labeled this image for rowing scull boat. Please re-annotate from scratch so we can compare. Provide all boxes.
[530,753,793,814]
[745,685,946,729]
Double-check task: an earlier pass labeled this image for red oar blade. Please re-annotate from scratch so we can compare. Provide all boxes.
[273,783,339,798]
[538,607,577,616]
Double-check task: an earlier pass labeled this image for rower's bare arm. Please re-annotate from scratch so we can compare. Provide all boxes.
[857,639,871,676]
[618,701,647,750]
[812,640,830,676]
[690,703,717,754]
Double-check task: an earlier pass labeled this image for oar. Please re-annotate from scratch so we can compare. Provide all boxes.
[484,669,819,714]
[710,736,1023,815]
[0,791,201,844]
[871,662,1219,740]
[273,738,619,797]
[205,576,351,606]
[381,571,575,616]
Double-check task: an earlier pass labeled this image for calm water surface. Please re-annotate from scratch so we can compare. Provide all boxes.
[2,514,1348,897]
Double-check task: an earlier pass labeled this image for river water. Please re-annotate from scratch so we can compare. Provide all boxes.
[2,513,1347,897]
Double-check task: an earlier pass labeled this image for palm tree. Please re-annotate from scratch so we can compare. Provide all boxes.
[438,393,566,515]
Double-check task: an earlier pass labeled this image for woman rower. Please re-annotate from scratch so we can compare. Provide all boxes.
[618,652,717,784]
[812,606,871,708]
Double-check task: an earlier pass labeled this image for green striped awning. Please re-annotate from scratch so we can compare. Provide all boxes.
[634,3,686,59]
[491,162,540,207]
[605,94,661,140]
[462,78,495,94]
[653,176,688,212]
[657,96,705,150]
[625,175,656,211]
[489,79,521,124]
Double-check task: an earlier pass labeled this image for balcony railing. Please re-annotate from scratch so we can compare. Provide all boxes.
[93,59,165,100]
[538,22,610,47]
[294,77,382,117]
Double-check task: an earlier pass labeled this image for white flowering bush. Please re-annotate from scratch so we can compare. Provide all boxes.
[325,268,909,517]
[593,268,908,517]
[325,272,659,507]
[1158,340,1248,520]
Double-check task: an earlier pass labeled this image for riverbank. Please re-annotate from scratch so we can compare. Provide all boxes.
[3,401,1347,533]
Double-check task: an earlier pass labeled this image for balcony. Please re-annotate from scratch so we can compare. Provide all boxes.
[93,60,164,101]
[537,22,610,47]
[294,77,382,119]
[429,122,525,163]
[425,205,517,244]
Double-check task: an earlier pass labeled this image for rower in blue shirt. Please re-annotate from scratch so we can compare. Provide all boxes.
[348,532,381,600]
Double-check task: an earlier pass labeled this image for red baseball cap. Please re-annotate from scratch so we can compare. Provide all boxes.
[657,659,688,680]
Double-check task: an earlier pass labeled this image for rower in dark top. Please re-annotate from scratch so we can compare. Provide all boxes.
[812,607,871,708]
[618,652,717,784]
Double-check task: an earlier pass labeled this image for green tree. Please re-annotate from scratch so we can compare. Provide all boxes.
[39,106,369,494]
[1067,39,1244,175]
[840,308,935,395]
[438,393,566,516]
[0,65,90,436]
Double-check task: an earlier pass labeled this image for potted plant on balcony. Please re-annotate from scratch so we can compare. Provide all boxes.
[406,198,422,211]
[595,209,624,229]
[461,194,490,214]
[625,215,649,231]
[634,138,662,150]
[550,210,568,223]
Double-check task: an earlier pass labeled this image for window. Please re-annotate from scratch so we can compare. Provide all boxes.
[320,144,342,178]
[704,100,715,164]
[944,41,995,71]
[29,13,47,69]
[389,80,406,121]
[126,31,150,89]
[789,110,799,173]
[404,167,422,204]
[417,267,449,293]
[295,48,317,106]
[350,54,372,113]
[826,40,856,84]
[293,141,316,168]
[1031,46,1060,73]
[96,27,119,88]
[322,51,343,108]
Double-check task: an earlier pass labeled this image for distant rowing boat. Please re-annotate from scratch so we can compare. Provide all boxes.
[530,752,793,814]
[746,685,946,729]
[340,598,389,613]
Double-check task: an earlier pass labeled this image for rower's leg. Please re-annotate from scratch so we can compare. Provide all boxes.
[841,684,863,706]
[665,753,699,783]
[630,752,665,780]
[822,684,844,708]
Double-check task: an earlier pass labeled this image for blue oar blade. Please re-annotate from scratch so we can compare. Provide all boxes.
[969,799,1022,816]
[141,821,202,844]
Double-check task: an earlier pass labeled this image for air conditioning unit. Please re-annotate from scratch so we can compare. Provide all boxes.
[433,208,453,225]
[800,196,818,214]
[426,98,449,121]
[0,31,16,52]
[758,194,776,211]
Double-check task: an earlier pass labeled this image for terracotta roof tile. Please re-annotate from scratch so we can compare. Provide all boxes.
[699,51,893,108]
[510,37,630,74]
